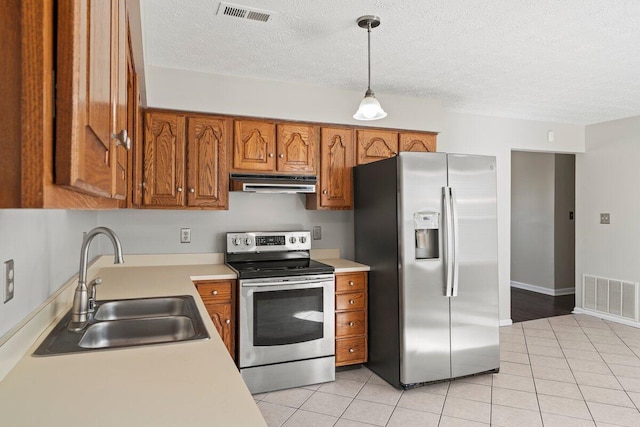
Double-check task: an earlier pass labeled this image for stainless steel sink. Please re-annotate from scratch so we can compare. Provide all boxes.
[33,295,209,356]
[79,316,197,349]
[94,296,190,321]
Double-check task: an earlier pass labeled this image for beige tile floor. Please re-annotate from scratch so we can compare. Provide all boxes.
[253,314,640,426]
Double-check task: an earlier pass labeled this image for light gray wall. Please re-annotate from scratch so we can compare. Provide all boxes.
[98,193,354,258]
[554,154,576,289]
[0,210,99,338]
[511,152,556,290]
[576,116,640,308]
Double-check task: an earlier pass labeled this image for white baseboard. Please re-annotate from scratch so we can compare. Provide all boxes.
[573,307,640,328]
[511,280,575,297]
[500,319,513,326]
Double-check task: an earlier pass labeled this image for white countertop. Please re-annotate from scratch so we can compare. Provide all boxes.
[0,264,266,427]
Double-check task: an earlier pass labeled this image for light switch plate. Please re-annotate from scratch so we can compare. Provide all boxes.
[600,213,610,224]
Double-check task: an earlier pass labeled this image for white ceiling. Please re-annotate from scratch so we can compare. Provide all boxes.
[140,0,640,125]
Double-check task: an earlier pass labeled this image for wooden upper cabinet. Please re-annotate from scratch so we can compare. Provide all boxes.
[399,132,437,153]
[276,124,317,174]
[308,127,355,209]
[186,116,230,208]
[111,0,128,200]
[356,130,399,165]
[142,112,185,207]
[233,120,276,172]
[56,0,114,198]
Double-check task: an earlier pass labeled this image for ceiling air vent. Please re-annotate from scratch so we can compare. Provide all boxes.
[217,2,273,23]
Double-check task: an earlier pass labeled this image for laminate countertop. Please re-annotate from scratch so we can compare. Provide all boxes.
[0,264,266,427]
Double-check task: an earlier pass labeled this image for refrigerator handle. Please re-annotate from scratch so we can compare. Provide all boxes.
[450,188,460,297]
[443,187,454,297]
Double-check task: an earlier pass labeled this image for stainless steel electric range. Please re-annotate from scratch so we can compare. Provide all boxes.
[225,231,336,394]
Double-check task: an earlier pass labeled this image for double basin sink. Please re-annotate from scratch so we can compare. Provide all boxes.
[34,295,210,356]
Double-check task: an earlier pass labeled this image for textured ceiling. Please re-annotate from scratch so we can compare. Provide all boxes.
[140,0,640,125]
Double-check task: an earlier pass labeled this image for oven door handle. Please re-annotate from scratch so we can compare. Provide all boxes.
[240,276,333,288]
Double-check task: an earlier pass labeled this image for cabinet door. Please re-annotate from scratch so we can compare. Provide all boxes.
[55,0,114,198]
[320,128,354,209]
[186,116,230,208]
[111,0,128,200]
[276,124,317,173]
[142,112,185,206]
[205,303,235,360]
[356,130,399,165]
[399,132,437,153]
[233,120,276,171]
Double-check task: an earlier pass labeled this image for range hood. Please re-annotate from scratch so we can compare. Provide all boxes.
[230,174,317,194]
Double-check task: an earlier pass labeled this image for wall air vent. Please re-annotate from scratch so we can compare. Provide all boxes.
[583,274,639,321]
[217,2,274,23]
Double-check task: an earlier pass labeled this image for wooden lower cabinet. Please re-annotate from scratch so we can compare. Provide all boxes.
[194,280,236,360]
[335,272,368,367]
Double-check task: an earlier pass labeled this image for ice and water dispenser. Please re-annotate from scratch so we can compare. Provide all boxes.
[414,212,439,259]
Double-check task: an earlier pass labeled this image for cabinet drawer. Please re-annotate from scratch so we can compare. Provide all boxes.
[195,281,233,302]
[336,292,365,311]
[336,273,366,293]
[336,311,365,337]
[336,337,366,364]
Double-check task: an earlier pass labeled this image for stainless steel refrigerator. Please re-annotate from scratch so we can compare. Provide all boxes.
[354,152,500,389]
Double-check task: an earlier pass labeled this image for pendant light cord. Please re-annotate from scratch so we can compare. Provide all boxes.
[367,21,372,92]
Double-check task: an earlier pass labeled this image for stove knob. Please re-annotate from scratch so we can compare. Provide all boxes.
[233,237,242,246]
[245,238,252,245]
[299,236,307,244]
[289,236,297,244]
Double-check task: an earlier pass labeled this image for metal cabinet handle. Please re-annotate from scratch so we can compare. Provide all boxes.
[349,348,355,353]
[348,322,355,327]
[322,190,328,194]
[268,153,274,158]
[189,188,195,193]
[212,290,218,295]
[177,187,183,193]
[225,319,231,325]
[279,154,284,158]
[349,299,355,305]
[112,129,131,150]
[349,281,354,286]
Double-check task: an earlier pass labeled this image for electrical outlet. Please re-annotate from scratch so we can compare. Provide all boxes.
[600,213,610,224]
[4,259,15,303]
[180,228,191,243]
[313,226,322,240]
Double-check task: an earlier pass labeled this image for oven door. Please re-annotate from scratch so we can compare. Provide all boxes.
[238,274,335,368]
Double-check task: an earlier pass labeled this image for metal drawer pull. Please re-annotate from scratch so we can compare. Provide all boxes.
[349,281,354,286]
[349,299,355,304]
[349,348,355,353]
[225,319,230,324]
[212,290,218,295]
[348,322,355,327]
[279,154,284,158]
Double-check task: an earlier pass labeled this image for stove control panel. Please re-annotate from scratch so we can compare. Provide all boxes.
[226,231,312,253]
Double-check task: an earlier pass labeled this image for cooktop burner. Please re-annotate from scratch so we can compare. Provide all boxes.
[227,259,334,280]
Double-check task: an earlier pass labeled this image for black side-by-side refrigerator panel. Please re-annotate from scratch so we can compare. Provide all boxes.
[354,157,401,388]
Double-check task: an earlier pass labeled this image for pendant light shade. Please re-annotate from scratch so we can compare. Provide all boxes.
[353,16,387,121]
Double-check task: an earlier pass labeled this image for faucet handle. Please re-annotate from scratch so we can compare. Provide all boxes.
[87,278,103,312]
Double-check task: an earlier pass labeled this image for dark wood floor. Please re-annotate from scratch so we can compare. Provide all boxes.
[511,287,575,323]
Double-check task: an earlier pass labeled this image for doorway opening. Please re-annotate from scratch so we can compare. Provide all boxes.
[510,151,575,322]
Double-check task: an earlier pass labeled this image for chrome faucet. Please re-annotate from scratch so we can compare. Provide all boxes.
[68,227,124,332]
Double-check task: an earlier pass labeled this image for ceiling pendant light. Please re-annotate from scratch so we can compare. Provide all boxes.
[353,15,387,121]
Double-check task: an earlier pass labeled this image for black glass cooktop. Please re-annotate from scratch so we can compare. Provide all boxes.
[226,259,334,279]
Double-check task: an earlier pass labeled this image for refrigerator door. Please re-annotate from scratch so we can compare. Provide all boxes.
[398,152,450,385]
[447,154,500,378]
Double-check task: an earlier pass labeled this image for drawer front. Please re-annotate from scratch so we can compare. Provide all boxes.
[336,311,365,337]
[336,292,365,311]
[336,337,366,364]
[195,281,233,302]
[336,273,366,293]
